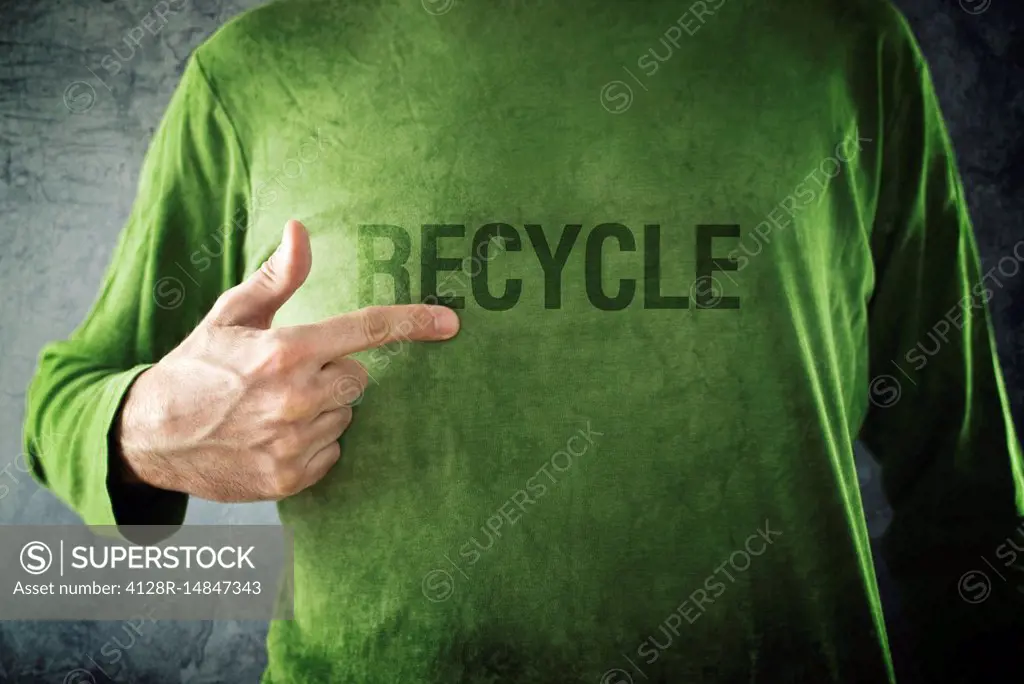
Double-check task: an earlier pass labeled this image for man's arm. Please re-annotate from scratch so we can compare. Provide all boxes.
[23,47,463,537]
[860,8,1024,681]
[21,50,252,530]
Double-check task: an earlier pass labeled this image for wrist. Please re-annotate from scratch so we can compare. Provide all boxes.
[112,368,168,490]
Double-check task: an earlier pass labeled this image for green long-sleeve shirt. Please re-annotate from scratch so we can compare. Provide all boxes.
[23,0,1024,681]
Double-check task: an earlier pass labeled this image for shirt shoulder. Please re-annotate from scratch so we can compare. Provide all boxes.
[185,0,365,159]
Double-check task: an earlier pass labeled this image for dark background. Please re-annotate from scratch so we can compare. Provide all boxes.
[0,0,1021,681]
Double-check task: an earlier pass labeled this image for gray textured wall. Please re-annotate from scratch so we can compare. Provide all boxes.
[0,0,1021,682]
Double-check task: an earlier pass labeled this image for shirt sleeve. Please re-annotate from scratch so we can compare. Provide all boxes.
[21,50,251,533]
[860,9,1024,681]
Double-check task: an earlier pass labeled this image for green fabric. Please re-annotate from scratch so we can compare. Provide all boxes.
[23,0,1024,681]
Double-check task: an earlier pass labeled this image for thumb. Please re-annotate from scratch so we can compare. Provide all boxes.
[208,219,312,328]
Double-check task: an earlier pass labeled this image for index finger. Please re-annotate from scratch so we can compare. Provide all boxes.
[291,304,461,360]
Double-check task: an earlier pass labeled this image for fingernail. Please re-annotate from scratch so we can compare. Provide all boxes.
[276,221,294,253]
[429,306,460,337]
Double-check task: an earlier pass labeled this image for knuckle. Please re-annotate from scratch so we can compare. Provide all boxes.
[321,441,342,464]
[314,442,343,475]
[410,304,436,331]
[331,377,358,407]
[344,359,370,387]
[259,254,284,287]
[264,334,293,360]
[359,306,392,345]
[337,407,353,431]
[393,316,415,339]
[266,391,296,422]
[272,327,310,355]
[270,423,304,459]
[268,466,303,498]
[332,370,367,407]
[255,336,295,375]
[334,359,369,391]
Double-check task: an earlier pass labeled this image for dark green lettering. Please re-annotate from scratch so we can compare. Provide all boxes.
[525,224,582,309]
[695,224,740,309]
[643,224,688,309]
[358,224,411,306]
[585,223,636,311]
[472,223,522,311]
[421,224,466,308]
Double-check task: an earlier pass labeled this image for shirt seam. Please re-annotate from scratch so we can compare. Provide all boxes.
[192,49,254,204]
